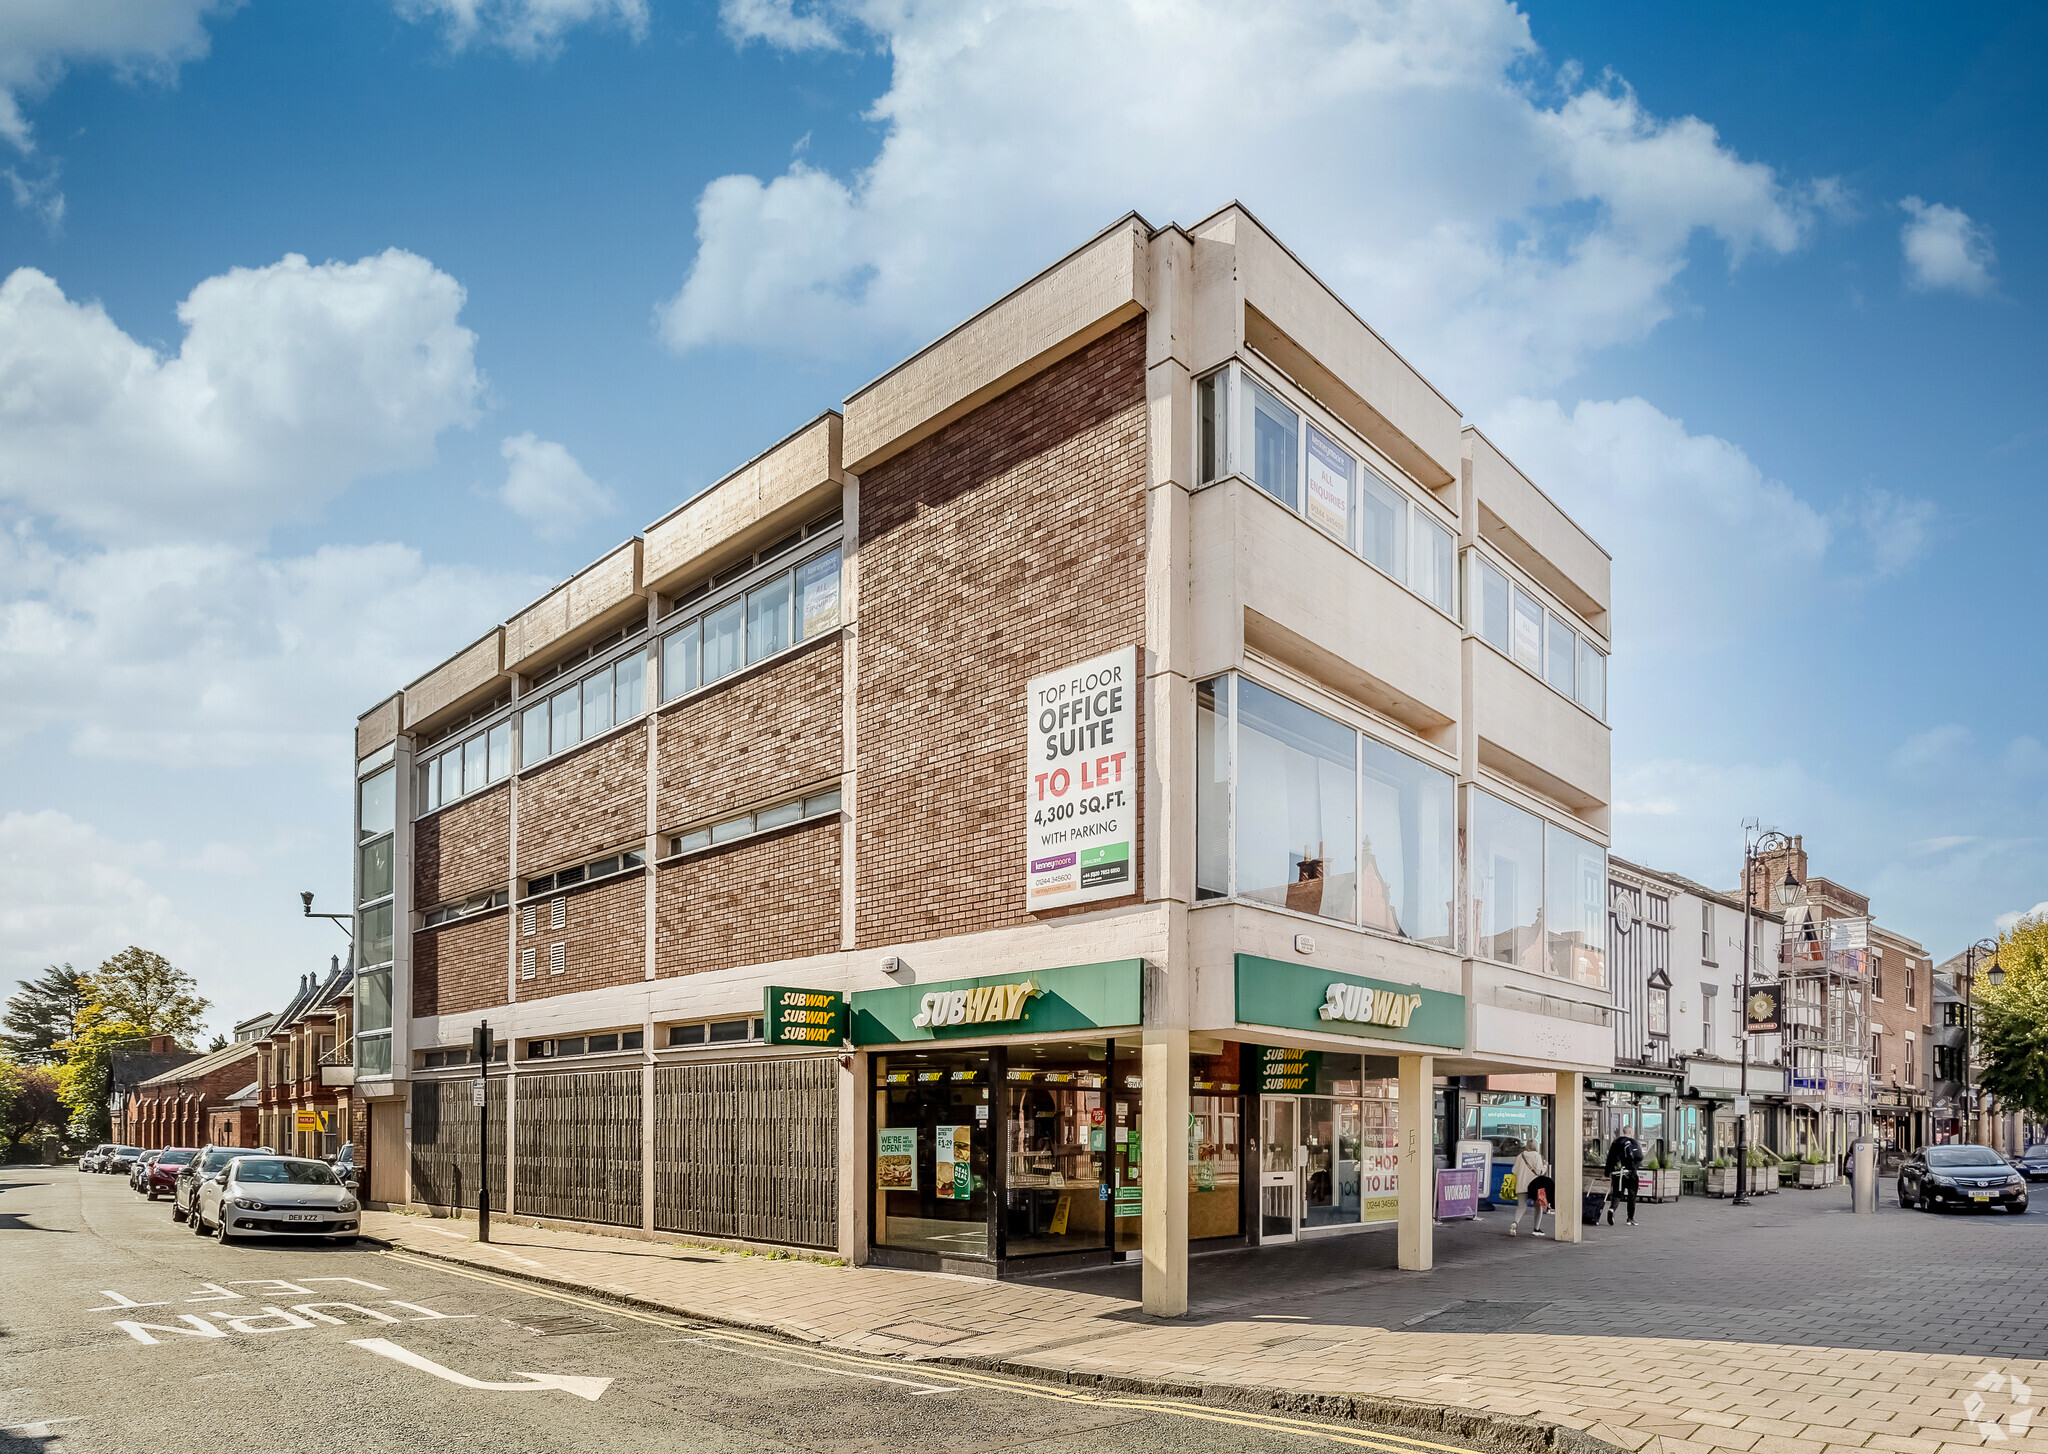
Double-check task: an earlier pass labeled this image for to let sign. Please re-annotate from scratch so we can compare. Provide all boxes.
[1025,647,1136,911]
[764,987,847,1047]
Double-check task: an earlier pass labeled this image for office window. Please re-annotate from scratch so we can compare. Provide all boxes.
[1413,514,1454,615]
[1545,612,1577,697]
[359,767,395,842]
[614,651,646,722]
[1702,903,1716,964]
[581,664,614,739]
[1511,587,1543,672]
[664,790,841,858]
[1545,822,1607,987]
[662,621,699,702]
[1576,637,1606,719]
[1470,790,1543,973]
[1195,676,1231,901]
[357,902,393,970]
[746,574,792,664]
[1234,678,1356,923]
[488,720,512,781]
[702,597,743,684]
[520,700,549,766]
[1197,369,1228,484]
[462,733,487,796]
[1358,735,1455,948]
[1357,465,1408,581]
[1247,376,1299,510]
[550,683,581,755]
[358,836,393,904]
[1474,556,1511,654]
[795,549,842,639]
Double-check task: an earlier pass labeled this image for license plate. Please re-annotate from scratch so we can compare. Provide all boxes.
[284,1213,321,1222]
[1971,1194,1991,1203]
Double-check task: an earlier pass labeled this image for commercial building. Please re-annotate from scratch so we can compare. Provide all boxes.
[349,206,1617,1312]
[120,1040,258,1150]
[1603,857,1783,1188]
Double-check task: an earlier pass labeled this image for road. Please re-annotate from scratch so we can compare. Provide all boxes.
[0,1167,1475,1454]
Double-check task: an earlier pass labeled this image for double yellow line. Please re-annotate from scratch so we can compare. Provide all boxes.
[377,1249,1484,1452]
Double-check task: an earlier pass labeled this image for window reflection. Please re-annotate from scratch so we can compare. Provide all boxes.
[1471,789,1543,972]
[1359,738,1454,948]
[1234,679,1356,923]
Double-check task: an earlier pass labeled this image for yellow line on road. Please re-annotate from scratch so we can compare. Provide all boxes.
[376,1249,1488,1454]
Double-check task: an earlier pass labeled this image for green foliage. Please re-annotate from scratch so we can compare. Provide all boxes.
[53,947,210,1143]
[1977,915,2048,1121]
[0,1061,66,1159]
[1,964,87,1063]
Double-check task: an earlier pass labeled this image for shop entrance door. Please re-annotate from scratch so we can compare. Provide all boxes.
[1259,1096,1299,1242]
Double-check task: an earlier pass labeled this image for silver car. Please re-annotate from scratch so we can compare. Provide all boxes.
[194,1155,361,1245]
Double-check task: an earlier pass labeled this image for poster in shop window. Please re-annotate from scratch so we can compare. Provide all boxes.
[877,1128,917,1191]
[1359,1140,1399,1222]
[1304,426,1352,540]
[1025,647,1136,910]
[933,1125,970,1200]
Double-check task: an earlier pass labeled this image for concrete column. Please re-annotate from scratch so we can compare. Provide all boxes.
[838,1050,868,1264]
[1553,1070,1585,1243]
[1141,1024,1190,1315]
[1397,1053,1433,1271]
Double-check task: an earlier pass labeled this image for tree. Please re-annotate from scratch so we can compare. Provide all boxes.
[208,1033,228,1052]
[0,1061,66,1160]
[1,964,87,1063]
[54,948,210,1142]
[1976,914,2048,1122]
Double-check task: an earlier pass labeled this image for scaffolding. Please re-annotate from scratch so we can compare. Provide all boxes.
[1781,914,1870,1109]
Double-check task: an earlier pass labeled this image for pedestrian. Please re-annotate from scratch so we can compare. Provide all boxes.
[1604,1130,1643,1226]
[1507,1145,1550,1237]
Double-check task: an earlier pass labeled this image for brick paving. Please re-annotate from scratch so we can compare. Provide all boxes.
[364,1181,2048,1454]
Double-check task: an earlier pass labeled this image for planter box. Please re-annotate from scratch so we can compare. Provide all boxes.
[1798,1163,1825,1188]
[1646,1169,1682,1202]
[1706,1168,1740,1197]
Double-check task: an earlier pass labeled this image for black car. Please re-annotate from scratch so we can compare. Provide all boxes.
[329,1142,361,1193]
[2014,1145,2048,1183]
[1899,1144,2029,1213]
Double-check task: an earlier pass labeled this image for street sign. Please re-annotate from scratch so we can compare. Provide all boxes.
[1733,1096,1752,1116]
[471,1077,486,1108]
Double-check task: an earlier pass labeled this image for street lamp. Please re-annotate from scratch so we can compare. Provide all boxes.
[1735,828,1794,1207]
[300,890,354,945]
[1962,938,2000,1144]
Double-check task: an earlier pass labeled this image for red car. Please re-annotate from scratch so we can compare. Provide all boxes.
[145,1147,198,1200]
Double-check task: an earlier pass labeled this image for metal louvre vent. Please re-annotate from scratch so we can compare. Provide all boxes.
[551,898,566,930]
[550,942,566,976]
[520,947,535,980]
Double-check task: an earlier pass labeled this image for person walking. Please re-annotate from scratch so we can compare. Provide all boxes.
[1605,1130,1644,1226]
[1507,1145,1550,1236]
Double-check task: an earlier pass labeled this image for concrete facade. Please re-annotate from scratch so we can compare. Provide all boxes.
[349,207,1617,1314]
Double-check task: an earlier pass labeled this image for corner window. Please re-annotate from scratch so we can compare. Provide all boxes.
[1470,789,1543,973]
[1413,514,1454,617]
[1544,821,1607,988]
[1510,587,1543,672]
[1195,677,1231,902]
[1234,679,1356,922]
[1473,555,1511,655]
[1246,376,1300,511]
[1545,612,1577,697]
[358,767,395,842]
[1197,369,1229,484]
[1357,465,1408,581]
[357,903,393,971]
[357,837,393,903]
[796,549,842,638]
[1575,637,1605,717]
[1303,425,1353,541]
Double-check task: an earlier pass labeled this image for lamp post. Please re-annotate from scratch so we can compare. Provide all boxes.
[299,891,354,944]
[1962,938,1999,1145]
[1736,828,1798,1207]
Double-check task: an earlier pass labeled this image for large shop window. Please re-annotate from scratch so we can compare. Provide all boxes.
[875,1049,993,1259]
[1468,788,1608,987]
[1005,1044,1114,1259]
[1197,673,1455,949]
[1235,679,1357,922]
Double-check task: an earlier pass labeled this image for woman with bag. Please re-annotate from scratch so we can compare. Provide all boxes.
[1506,1145,1550,1236]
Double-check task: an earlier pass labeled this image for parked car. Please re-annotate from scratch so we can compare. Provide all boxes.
[330,1143,360,1192]
[172,1144,275,1224]
[128,1150,162,1192]
[104,1146,144,1175]
[2014,1145,2048,1183]
[79,1143,114,1172]
[1899,1144,2030,1213]
[143,1147,196,1201]
[192,1155,361,1246]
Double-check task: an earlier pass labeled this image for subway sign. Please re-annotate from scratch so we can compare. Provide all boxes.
[763,987,847,1047]
[911,980,1039,1029]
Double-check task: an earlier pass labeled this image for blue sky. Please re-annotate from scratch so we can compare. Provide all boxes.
[1,0,2040,1034]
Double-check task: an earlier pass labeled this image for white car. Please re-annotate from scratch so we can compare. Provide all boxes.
[193,1155,361,1245]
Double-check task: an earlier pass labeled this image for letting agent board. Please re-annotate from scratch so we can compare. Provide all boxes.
[1025,647,1136,910]
[764,987,847,1048]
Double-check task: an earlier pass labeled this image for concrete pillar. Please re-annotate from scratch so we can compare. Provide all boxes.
[838,1050,868,1265]
[1140,1025,1190,1316]
[1553,1071,1585,1243]
[1397,1053,1433,1271]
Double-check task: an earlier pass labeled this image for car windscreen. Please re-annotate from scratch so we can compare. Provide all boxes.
[2028,1146,2048,1157]
[116,1147,141,1157]
[232,1160,339,1186]
[1927,1146,2007,1168]
[157,1150,194,1165]
[199,1149,239,1174]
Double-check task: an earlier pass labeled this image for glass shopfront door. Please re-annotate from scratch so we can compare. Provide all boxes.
[1259,1096,1298,1242]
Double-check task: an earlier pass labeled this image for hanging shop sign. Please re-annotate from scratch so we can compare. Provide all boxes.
[851,959,1143,1046]
[764,986,847,1047]
[1234,955,1465,1050]
[1254,1046,1320,1094]
[1744,983,1783,1035]
[1024,646,1136,911]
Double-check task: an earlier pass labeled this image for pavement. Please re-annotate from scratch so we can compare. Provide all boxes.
[355,1177,2048,1454]
[0,1165,1497,1454]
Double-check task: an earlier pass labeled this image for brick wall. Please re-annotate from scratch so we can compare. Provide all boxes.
[128,1047,259,1147]
[414,783,510,907]
[518,726,648,873]
[656,821,840,977]
[518,872,646,1000]
[412,911,508,1018]
[853,318,1148,948]
[656,640,841,826]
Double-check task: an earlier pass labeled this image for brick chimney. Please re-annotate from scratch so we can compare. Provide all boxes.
[149,1034,174,1053]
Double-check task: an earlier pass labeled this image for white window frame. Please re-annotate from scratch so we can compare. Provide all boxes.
[1462,545,1608,724]
[653,539,845,715]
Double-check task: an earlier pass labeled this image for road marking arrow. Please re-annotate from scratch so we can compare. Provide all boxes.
[349,1338,612,1400]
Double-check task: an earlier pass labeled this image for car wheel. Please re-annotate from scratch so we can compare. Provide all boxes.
[1899,1187,1913,1208]
[213,1215,232,1245]
[191,1204,209,1235]
[171,1200,187,1223]
[2009,1205,2029,1215]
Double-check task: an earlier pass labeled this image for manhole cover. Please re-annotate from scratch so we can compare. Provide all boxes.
[1406,1301,1546,1333]
[507,1314,619,1337]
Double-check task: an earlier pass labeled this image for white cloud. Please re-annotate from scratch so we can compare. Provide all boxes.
[497,432,617,541]
[0,809,214,986]
[660,0,1832,402]
[1898,196,1996,297]
[722,0,842,50]
[394,0,648,58]
[0,529,543,767]
[0,0,233,151]
[1998,902,2048,933]
[0,251,483,543]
